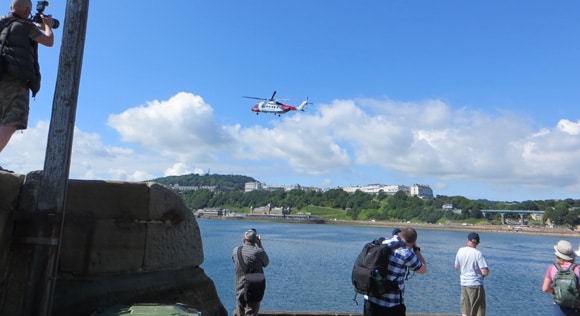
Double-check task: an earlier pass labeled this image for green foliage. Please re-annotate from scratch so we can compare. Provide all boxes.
[154,174,579,229]
[149,174,255,191]
[301,205,349,220]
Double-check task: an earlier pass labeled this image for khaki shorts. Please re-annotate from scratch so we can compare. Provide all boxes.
[460,285,486,316]
[0,75,30,130]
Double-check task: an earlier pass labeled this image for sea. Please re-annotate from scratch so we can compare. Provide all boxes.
[198,218,580,316]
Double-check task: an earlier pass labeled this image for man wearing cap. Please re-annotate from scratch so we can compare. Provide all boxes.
[233,229,269,316]
[364,226,427,316]
[392,228,402,236]
[454,232,489,316]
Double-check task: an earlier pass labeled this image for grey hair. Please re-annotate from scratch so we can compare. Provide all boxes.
[11,0,32,10]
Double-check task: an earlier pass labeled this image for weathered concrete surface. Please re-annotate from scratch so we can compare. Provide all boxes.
[0,172,26,313]
[259,313,457,316]
[0,172,226,316]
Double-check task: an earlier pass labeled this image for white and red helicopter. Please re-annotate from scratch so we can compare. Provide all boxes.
[243,91,310,116]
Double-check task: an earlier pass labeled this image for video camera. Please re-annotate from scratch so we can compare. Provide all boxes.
[31,1,60,29]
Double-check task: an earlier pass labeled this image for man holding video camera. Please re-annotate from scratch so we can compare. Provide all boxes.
[0,0,54,173]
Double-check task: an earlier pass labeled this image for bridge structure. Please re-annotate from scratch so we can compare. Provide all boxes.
[481,209,545,224]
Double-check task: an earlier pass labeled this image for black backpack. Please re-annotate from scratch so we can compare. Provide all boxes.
[552,263,580,308]
[0,17,17,80]
[351,237,399,299]
[236,247,266,303]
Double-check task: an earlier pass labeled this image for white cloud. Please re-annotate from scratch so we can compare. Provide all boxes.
[107,92,235,162]
[557,119,580,135]
[4,92,580,200]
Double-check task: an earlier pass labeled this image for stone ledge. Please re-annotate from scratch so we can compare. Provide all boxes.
[257,311,457,316]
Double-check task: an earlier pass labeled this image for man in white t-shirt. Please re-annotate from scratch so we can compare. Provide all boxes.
[454,232,489,316]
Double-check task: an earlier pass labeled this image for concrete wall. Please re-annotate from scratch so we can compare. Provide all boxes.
[0,171,227,316]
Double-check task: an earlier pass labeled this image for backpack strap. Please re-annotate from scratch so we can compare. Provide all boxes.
[0,17,18,43]
[0,17,18,80]
[555,263,577,272]
[237,246,249,273]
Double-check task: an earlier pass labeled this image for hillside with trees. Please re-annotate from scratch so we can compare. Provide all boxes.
[149,174,255,191]
[149,174,580,229]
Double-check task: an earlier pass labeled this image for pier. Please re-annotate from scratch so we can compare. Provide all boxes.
[260,311,456,316]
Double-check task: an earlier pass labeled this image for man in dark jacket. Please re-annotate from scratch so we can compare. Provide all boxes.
[233,229,269,316]
[0,0,54,173]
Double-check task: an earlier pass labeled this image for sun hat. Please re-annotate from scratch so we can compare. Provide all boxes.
[467,232,480,244]
[554,240,575,261]
[244,229,257,242]
[392,228,402,236]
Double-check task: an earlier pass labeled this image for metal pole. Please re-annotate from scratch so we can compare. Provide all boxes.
[21,0,89,315]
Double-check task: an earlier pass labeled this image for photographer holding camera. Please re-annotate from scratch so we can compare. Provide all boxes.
[0,0,54,173]
[233,229,269,316]
[364,227,427,316]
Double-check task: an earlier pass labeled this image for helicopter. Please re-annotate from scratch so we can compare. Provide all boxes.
[243,91,310,116]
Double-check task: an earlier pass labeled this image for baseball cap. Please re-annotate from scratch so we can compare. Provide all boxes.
[468,232,480,244]
[392,228,402,236]
[244,229,257,242]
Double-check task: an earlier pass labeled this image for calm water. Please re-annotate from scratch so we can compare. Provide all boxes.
[198,219,579,316]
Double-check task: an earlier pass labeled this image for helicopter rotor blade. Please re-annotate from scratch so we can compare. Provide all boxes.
[269,91,277,101]
[243,96,267,101]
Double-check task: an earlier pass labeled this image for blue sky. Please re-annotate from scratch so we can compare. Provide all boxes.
[3,1,580,202]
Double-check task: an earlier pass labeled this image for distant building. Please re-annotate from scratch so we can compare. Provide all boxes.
[246,181,434,198]
[442,203,454,210]
[250,203,290,216]
[342,184,408,195]
[409,184,433,199]
[171,184,199,191]
[381,185,410,195]
[263,185,284,192]
[170,184,232,192]
[244,182,262,192]
[342,184,431,197]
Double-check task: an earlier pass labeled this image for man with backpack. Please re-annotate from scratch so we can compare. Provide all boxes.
[542,240,580,316]
[233,229,269,316]
[0,0,54,173]
[454,232,489,316]
[363,227,427,316]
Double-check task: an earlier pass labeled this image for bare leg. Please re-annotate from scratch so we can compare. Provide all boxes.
[0,125,17,153]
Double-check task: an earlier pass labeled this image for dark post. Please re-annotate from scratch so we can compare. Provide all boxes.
[21,0,90,315]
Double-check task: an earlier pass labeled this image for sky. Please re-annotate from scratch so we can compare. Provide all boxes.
[2,1,580,202]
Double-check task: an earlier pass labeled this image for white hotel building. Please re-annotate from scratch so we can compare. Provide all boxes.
[342,184,433,199]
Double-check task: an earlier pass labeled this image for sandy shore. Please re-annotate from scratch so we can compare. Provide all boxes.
[324,219,580,238]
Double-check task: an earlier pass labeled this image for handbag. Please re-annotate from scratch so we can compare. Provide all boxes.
[237,246,266,303]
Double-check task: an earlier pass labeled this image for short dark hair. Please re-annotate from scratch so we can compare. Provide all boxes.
[401,227,417,243]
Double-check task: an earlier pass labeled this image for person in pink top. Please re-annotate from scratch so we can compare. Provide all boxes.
[542,240,580,316]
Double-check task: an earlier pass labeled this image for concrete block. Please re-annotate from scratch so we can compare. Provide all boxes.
[143,182,203,270]
[60,180,150,274]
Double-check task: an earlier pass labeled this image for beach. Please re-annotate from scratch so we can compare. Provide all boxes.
[323,219,580,238]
